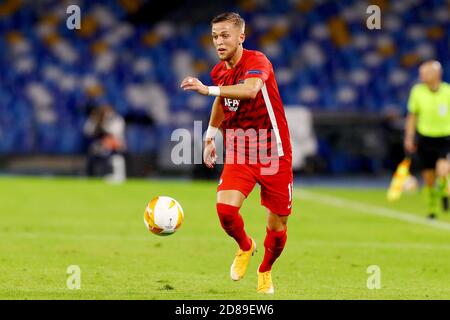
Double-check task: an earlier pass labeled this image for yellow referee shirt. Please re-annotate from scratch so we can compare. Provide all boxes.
[408,82,450,137]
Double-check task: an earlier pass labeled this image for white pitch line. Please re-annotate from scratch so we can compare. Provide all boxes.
[297,239,450,251]
[295,189,450,232]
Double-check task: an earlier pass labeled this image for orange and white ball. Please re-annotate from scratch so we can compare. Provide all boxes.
[144,196,184,236]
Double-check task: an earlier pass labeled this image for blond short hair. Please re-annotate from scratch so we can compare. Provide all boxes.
[211,12,245,33]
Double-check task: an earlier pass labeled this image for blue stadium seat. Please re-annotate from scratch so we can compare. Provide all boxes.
[0,0,448,154]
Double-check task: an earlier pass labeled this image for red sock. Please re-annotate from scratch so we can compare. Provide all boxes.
[259,227,287,272]
[216,203,252,251]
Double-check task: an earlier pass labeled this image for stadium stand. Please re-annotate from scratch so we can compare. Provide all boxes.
[0,0,449,173]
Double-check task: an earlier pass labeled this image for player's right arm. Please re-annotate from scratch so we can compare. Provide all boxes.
[204,97,224,168]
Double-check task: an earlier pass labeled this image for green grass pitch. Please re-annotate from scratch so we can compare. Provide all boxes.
[0,176,449,299]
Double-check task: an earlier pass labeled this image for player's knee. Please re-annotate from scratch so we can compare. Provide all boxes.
[267,222,287,232]
[267,213,288,232]
[216,190,246,207]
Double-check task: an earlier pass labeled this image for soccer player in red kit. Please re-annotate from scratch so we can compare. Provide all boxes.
[180,12,293,294]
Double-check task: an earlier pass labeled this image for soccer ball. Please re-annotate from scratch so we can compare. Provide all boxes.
[144,196,184,236]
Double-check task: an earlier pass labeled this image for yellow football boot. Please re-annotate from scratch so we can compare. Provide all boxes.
[257,269,274,294]
[230,238,256,281]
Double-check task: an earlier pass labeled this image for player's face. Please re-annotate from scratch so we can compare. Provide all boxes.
[419,67,433,84]
[419,63,442,87]
[211,21,243,61]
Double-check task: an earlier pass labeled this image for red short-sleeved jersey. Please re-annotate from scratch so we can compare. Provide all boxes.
[210,49,292,164]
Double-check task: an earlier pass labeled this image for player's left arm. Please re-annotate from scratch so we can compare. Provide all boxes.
[180,77,263,100]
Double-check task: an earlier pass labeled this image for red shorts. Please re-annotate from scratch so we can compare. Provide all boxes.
[217,157,293,216]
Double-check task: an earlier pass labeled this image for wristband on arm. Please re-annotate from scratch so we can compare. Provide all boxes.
[207,86,220,97]
[205,125,218,141]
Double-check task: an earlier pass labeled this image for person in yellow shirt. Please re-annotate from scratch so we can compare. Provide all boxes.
[404,60,450,219]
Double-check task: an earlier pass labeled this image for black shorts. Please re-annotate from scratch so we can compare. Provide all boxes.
[416,134,450,170]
